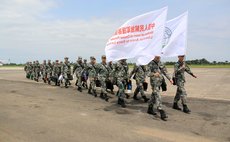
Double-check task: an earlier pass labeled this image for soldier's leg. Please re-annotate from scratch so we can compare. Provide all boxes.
[178,82,190,113]
[154,82,167,121]
[91,78,97,97]
[133,80,140,100]
[100,77,109,101]
[147,84,157,115]
[77,74,82,92]
[173,86,182,110]
[88,78,92,94]
[139,82,149,102]
[117,80,126,107]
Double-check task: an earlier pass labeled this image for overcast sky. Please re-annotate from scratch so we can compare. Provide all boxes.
[0,0,229,63]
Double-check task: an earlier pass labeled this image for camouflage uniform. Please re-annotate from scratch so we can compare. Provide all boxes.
[46,60,53,84]
[173,61,195,113]
[31,61,36,80]
[86,56,98,96]
[73,57,84,92]
[24,62,30,79]
[147,59,171,120]
[97,60,110,101]
[82,59,88,89]
[112,59,129,107]
[52,61,61,86]
[34,61,41,82]
[129,64,149,102]
[61,58,71,88]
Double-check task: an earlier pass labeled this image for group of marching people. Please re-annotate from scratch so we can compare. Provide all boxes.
[24,55,197,121]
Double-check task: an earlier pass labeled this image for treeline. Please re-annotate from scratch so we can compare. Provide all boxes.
[164,58,230,65]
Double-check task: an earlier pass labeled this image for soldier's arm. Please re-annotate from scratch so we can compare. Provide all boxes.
[129,65,137,79]
[185,64,196,77]
[146,63,154,77]
[161,64,171,81]
[72,64,77,74]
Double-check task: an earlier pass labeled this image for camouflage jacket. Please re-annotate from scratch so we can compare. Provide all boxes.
[129,64,146,82]
[86,63,98,78]
[52,64,61,76]
[73,61,84,75]
[147,60,171,82]
[61,62,71,74]
[97,62,111,78]
[174,61,193,83]
[112,61,129,81]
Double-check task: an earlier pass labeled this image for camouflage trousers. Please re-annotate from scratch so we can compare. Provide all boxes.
[89,77,96,91]
[135,79,145,97]
[149,79,162,110]
[117,79,125,100]
[35,71,40,80]
[76,73,82,88]
[174,81,187,105]
[98,76,107,94]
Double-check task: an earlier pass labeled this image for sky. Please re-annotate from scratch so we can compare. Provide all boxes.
[0,0,229,63]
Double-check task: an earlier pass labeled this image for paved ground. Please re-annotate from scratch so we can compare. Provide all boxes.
[0,68,230,142]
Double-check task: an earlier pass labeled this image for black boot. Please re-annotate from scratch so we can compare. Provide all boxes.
[125,93,130,99]
[88,89,92,94]
[159,109,168,121]
[93,90,97,97]
[104,94,109,102]
[100,93,105,99]
[173,102,182,110]
[147,104,156,115]
[77,87,82,92]
[183,104,191,114]
[133,88,139,100]
[117,98,122,105]
[65,82,68,88]
[142,96,149,103]
[120,99,126,108]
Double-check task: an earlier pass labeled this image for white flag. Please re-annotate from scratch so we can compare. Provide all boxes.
[105,7,168,63]
[161,12,188,57]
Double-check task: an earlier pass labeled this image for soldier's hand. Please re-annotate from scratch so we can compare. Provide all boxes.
[170,79,174,85]
[192,74,197,78]
[154,72,160,77]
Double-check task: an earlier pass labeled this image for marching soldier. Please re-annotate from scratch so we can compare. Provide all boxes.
[129,64,149,102]
[147,56,173,121]
[82,59,88,89]
[86,56,98,97]
[46,60,53,84]
[34,60,41,82]
[173,55,197,113]
[97,55,110,101]
[41,60,47,83]
[112,59,129,108]
[61,57,72,88]
[107,61,115,94]
[73,57,85,92]
[52,60,61,86]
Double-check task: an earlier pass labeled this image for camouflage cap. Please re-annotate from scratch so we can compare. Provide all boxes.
[78,56,82,61]
[64,57,69,59]
[101,55,106,59]
[90,56,96,60]
[178,55,185,57]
